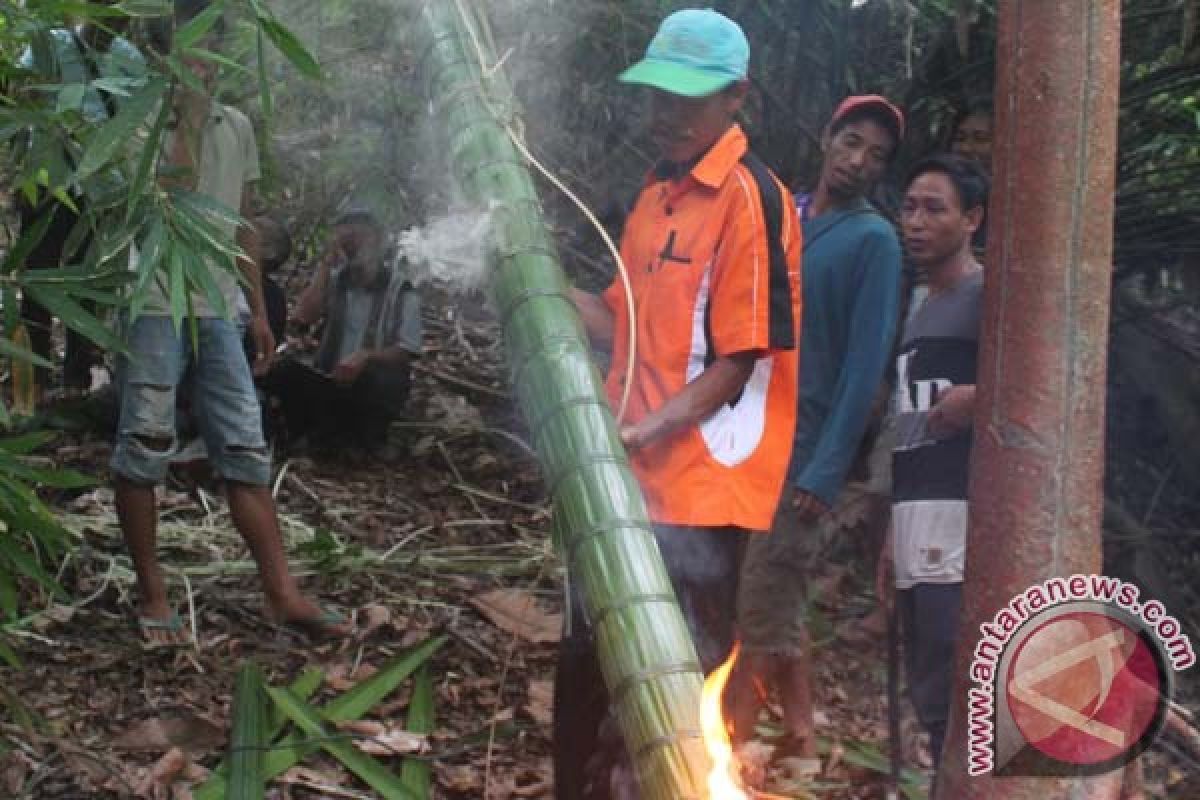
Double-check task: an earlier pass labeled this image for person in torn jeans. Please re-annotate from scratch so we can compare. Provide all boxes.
[112,0,350,646]
[265,208,422,450]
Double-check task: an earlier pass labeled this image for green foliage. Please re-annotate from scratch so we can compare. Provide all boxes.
[194,635,446,799]
[399,664,435,798]
[228,661,267,800]
[0,0,320,647]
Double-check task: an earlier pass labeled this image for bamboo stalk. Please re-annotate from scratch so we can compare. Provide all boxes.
[411,4,709,798]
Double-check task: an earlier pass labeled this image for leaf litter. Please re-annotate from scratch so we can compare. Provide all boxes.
[0,294,983,799]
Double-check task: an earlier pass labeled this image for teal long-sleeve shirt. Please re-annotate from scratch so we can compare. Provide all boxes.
[790,194,902,506]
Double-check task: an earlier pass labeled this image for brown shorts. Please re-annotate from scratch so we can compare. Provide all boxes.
[736,486,827,655]
[737,420,895,655]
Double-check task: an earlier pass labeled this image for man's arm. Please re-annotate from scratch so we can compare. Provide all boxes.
[570,288,615,349]
[927,385,976,437]
[294,245,337,326]
[333,286,422,385]
[331,344,412,385]
[620,351,757,449]
[794,229,902,509]
[237,185,273,374]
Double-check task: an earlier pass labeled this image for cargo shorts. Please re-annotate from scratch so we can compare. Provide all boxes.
[736,486,825,655]
[737,417,896,654]
[111,315,272,487]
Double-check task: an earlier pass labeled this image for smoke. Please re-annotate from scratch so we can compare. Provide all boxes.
[393,206,493,291]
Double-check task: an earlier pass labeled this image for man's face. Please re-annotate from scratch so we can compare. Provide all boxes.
[952,112,993,168]
[180,33,220,89]
[819,117,895,200]
[336,223,381,265]
[646,83,745,163]
[901,171,980,266]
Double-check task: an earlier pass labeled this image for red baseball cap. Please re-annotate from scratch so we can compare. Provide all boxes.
[830,94,905,140]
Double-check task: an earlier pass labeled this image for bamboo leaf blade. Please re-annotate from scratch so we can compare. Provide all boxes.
[74,75,165,180]
[399,665,435,798]
[265,687,418,800]
[192,635,445,800]
[193,667,324,800]
[21,284,126,352]
[228,662,266,800]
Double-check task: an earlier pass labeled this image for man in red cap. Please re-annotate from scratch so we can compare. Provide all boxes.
[731,95,905,776]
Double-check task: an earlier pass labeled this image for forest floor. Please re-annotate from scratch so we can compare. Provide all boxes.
[0,300,1196,799]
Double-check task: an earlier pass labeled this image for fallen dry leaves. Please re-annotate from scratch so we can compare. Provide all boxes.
[469,588,562,644]
[337,719,428,757]
[525,679,554,727]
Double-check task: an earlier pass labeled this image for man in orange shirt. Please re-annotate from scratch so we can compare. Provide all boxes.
[556,9,801,798]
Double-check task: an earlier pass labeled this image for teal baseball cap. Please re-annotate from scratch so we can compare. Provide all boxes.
[618,9,749,98]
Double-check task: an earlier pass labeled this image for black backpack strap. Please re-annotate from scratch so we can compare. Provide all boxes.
[739,151,796,350]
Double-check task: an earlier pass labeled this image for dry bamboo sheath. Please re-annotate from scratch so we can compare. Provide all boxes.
[413,3,711,798]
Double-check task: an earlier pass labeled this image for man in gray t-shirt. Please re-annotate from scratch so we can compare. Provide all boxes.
[879,154,988,780]
[270,209,423,446]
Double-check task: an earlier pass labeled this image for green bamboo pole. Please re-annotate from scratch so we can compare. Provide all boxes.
[412,3,710,798]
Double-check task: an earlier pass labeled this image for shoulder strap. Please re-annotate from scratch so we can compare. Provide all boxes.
[739,151,796,350]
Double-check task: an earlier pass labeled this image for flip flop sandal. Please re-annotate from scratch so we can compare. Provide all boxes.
[778,755,822,780]
[136,612,189,647]
[280,605,355,641]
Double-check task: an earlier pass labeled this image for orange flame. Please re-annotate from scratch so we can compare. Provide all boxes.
[701,643,748,799]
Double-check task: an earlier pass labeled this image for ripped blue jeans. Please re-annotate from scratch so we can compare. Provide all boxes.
[111,315,271,486]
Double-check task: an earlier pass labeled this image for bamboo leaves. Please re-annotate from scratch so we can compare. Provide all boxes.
[265,688,419,800]
[195,635,445,800]
[227,663,266,800]
[399,666,435,797]
[74,75,165,181]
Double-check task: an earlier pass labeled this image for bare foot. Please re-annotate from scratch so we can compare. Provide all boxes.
[776,735,822,784]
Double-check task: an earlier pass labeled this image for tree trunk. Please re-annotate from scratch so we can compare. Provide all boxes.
[938,1,1123,798]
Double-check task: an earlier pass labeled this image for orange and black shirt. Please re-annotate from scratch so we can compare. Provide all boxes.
[603,124,802,532]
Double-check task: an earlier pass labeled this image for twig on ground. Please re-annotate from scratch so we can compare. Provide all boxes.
[452,483,546,515]
[272,458,292,500]
[439,442,487,519]
[447,627,495,663]
[454,315,480,362]
[413,362,507,399]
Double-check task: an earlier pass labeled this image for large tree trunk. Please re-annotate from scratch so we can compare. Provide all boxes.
[938,1,1123,798]
[412,4,710,798]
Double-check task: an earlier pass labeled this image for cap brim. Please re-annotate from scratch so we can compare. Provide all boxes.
[618,59,734,98]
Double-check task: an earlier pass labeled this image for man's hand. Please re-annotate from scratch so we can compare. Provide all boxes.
[249,315,275,377]
[332,350,370,385]
[927,384,976,438]
[619,419,657,451]
[790,489,830,522]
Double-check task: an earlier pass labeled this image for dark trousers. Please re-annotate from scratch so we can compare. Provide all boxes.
[553,525,745,800]
[262,358,408,447]
[897,581,962,769]
[18,198,100,389]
